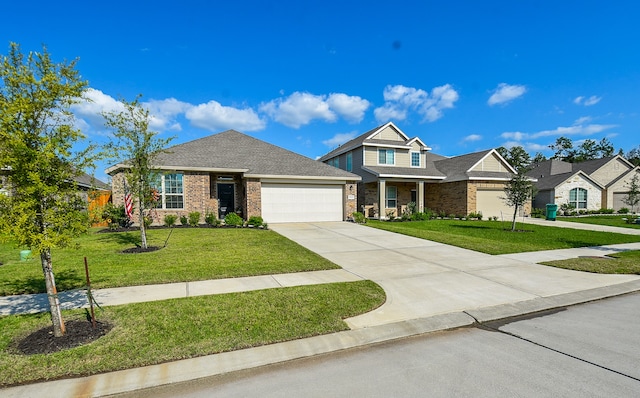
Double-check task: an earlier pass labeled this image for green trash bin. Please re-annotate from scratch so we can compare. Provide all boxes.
[546,204,558,221]
[20,250,32,261]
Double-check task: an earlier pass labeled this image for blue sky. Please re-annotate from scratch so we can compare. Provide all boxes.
[3,1,640,181]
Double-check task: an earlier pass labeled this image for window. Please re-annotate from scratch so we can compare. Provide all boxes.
[569,188,587,209]
[378,149,395,165]
[152,173,184,209]
[411,152,420,167]
[328,157,339,168]
[346,152,352,172]
[386,186,397,208]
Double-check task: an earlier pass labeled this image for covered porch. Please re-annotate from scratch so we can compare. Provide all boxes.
[361,179,428,220]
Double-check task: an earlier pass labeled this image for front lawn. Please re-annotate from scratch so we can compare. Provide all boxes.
[541,250,640,274]
[0,228,339,296]
[367,219,640,255]
[558,215,640,229]
[0,281,385,386]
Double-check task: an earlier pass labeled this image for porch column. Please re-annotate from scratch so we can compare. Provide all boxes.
[378,179,386,220]
[417,181,424,212]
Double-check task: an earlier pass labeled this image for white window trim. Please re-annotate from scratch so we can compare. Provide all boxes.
[410,151,421,168]
[378,148,395,166]
[386,185,397,208]
[154,173,185,210]
[569,187,588,209]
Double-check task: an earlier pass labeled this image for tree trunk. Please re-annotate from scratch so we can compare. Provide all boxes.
[511,205,519,231]
[40,248,66,337]
[138,197,148,249]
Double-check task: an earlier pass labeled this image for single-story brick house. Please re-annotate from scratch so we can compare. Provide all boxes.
[318,122,528,219]
[526,155,640,211]
[106,130,361,224]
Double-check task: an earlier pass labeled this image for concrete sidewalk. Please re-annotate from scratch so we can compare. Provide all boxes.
[3,221,640,398]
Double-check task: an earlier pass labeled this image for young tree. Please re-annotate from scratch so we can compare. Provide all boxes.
[500,149,536,231]
[0,43,91,337]
[622,174,640,213]
[102,97,173,249]
[503,172,536,231]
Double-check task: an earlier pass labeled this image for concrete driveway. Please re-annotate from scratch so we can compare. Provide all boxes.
[270,222,640,328]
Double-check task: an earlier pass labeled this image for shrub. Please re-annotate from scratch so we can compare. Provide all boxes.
[188,211,201,226]
[102,203,132,229]
[386,210,396,221]
[406,201,417,215]
[618,207,629,214]
[531,208,545,218]
[412,212,427,221]
[179,215,188,226]
[351,212,366,224]
[247,215,264,227]
[204,211,220,226]
[578,209,587,215]
[224,212,243,226]
[164,214,177,227]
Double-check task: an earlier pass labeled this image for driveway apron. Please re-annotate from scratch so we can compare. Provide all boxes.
[270,222,640,329]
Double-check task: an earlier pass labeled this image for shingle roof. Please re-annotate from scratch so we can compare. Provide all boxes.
[109,130,359,180]
[75,173,110,190]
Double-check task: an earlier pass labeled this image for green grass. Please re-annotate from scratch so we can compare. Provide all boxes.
[367,219,640,255]
[558,215,640,229]
[0,281,385,386]
[541,250,640,274]
[0,228,339,296]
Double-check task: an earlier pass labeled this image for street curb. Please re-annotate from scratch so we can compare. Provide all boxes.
[5,280,640,398]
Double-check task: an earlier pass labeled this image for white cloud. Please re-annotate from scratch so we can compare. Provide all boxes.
[373,84,459,123]
[463,134,482,142]
[260,92,369,128]
[185,100,266,132]
[326,93,370,123]
[488,83,526,106]
[500,120,618,143]
[322,132,358,148]
[574,95,601,106]
[145,98,192,132]
[574,116,592,125]
[72,88,124,128]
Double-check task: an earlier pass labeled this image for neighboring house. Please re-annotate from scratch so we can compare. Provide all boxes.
[106,130,360,224]
[526,155,640,211]
[319,122,525,219]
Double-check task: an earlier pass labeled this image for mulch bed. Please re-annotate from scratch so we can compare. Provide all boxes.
[121,246,161,254]
[14,320,113,355]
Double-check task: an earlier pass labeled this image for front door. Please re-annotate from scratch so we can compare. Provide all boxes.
[217,183,235,218]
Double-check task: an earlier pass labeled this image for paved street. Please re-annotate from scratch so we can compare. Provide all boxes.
[117,292,640,398]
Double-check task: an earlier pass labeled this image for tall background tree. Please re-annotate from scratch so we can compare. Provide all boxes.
[0,43,91,337]
[102,97,173,249]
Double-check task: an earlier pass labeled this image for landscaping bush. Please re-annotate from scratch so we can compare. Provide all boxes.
[247,215,264,227]
[102,203,132,229]
[411,212,427,221]
[164,214,178,227]
[224,212,243,226]
[531,208,545,218]
[180,215,188,226]
[188,211,201,226]
[618,207,629,214]
[204,211,220,227]
[351,212,366,224]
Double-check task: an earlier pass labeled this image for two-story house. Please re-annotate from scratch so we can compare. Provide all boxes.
[319,122,523,219]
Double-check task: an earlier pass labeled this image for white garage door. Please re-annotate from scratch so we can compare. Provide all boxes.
[261,183,343,223]
[476,189,516,220]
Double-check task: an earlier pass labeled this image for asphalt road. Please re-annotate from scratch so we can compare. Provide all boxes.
[120,292,640,398]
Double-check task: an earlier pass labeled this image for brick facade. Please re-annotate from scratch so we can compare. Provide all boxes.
[110,170,355,224]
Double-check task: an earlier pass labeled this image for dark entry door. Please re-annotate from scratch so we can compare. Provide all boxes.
[217,183,235,218]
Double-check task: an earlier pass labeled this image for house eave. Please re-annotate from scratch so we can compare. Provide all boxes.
[246,174,361,182]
